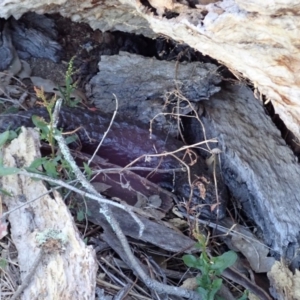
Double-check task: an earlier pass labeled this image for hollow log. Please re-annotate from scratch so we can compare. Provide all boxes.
[1,0,300,141]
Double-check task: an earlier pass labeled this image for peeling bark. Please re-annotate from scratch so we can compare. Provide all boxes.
[1,0,300,141]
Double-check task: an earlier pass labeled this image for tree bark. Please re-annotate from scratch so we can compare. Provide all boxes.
[1,0,300,140]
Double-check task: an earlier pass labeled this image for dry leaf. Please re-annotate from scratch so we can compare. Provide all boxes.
[218,218,276,273]
[8,50,22,75]
[30,76,57,93]
[231,232,275,273]
[135,192,148,208]
[91,182,111,193]
[17,60,32,78]
[0,72,12,96]
[168,217,187,229]
[196,181,206,199]
[147,194,162,208]
[5,84,24,96]
[172,207,184,218]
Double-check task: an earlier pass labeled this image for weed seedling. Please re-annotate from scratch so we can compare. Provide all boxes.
[58,56,80,107]
[29,88,76,180]
[183,232,238,300]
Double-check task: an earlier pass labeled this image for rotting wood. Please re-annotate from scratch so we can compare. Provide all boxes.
[1,0,300,141]
[184,83,300,267]
[87,52,221,136]
[1,127,97,300]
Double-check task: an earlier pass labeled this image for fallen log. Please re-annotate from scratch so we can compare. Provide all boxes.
[184,83,300,266]
[1,128,97,299]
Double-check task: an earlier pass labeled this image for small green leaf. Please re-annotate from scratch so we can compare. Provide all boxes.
[83,162,92,180]
[43,160,58,178]
[0,131,10,148]
[53,128,62,136]
[77,210,85,222]
[196,286,208,299]
[0,167,19,176]
[183,254,198,268]
[196,275,211,288]
[208,278,223,300]
[194,242,202,249]
[32,115,49,131]
[52,155,62,164]
[0,188,13,196]
[8,130,17,140]
[196,254,209,274]
[29,157,47,169]
[65,135,77,145]
[0,258,8,269]
[210,251,237,274]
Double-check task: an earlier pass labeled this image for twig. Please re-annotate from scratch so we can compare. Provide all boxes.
[99,204,200,299]
[0,97,27,110]
[88,93,119,166]
[15,170,155,218]
[122,139,218,171]
[100,256,151,298]
[92,166,185,174]
[168,152,192,186]
[52,101,145,233]
[178,210,273,250]
[96,278,152,300]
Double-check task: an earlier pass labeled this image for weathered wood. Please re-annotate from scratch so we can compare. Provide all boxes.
[88,52,221,135]
[1,128,97,300]
[87,201,197,253]
[1,0,300,141]
[184,83,300,264]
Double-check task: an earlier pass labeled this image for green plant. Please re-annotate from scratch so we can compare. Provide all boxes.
[33,87,59,157]
[183,232,237,300]
[58,56,80,107]
[0,258,8,270]
[28,88,77,179]
[0,130,19,179]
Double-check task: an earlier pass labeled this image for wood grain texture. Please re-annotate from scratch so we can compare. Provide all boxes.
[1,128,97,300]
[185,83,300,263]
